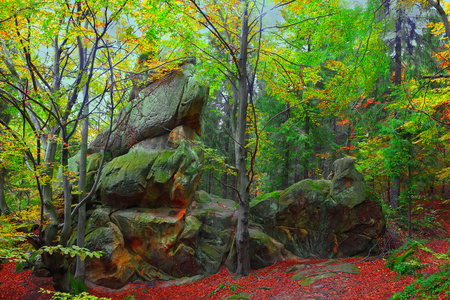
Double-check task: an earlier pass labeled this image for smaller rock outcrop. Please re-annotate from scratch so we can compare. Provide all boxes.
[250,157,385,258]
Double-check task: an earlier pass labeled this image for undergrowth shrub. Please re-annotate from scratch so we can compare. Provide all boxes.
[392,264,450,299]
[386,240,422,276]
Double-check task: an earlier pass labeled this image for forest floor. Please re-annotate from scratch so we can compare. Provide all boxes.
[1,199,450,300]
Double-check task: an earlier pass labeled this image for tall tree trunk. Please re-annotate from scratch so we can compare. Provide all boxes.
[393,9,403,86]
[0,102,11,216]
[234,4,251,276]
[222,146,229,199]
[60,136,72,247]
[42,135,60,246]
[222,101,232,199]
[303,102,310,180]
[75,108,89,280]
[390,9,403,208]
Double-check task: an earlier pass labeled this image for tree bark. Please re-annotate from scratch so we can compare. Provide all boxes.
[0,103,11,216]
[393,9,403,86]
[234,3,251,276]
[222,101,232,199]
[303,101,310,180]
[75,111,89,280]
[389,9,403,208]
[427,0,450,39]
[42,135,60,246]
[281,103,291,189]
[0,169,10,216]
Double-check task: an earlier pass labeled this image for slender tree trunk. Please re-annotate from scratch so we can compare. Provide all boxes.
[222,148,229,199]
[42,135,60,246]
[60,138,72,247]
[0,103,12,216]
[389,9,403,209]
[303,102,310,180]
[75,110,89,280]
[222,101,231,199]
[46,134,73,293]
[282,104,291,189]
[394,9,403,86]
[0,169,10,216]
[234,4,251,276]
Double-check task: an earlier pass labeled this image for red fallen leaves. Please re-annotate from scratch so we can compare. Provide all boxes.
[0,261,53,300]
[1,238,449,299]
[0,256,417,300]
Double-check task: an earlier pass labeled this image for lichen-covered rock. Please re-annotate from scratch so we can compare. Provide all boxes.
[77,62,209,288]
[182,191,237,274]
[88,64,208,158]
[87,64,206,210]
[97,137,202,209]
[330,157,367,208]
[84,221,137,288]
[250,157,385,258]
[83,192,237,288]
[82,155,385,289]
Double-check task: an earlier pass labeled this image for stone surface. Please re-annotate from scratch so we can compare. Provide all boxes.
[88,64,209,158]
[250,157,385,258]
[83,62,206,210]
[290,262,361,286]
[96,137,202,209]
[82,192,238,288]
[226,226,296,272]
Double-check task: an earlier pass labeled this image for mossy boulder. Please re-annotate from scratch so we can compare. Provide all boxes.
[97,137,202,209]
[250,157,385,258]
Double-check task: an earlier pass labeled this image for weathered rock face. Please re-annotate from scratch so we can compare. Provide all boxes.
[88,64,208,159]
[97,133,202,209]
[83,191,238,288]
[250,157,386,258]
[75,62,215,288]
[82,190,298,289]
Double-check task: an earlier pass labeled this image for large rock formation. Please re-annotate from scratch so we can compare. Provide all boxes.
[71,62,214,287]
[71,61,385,289]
